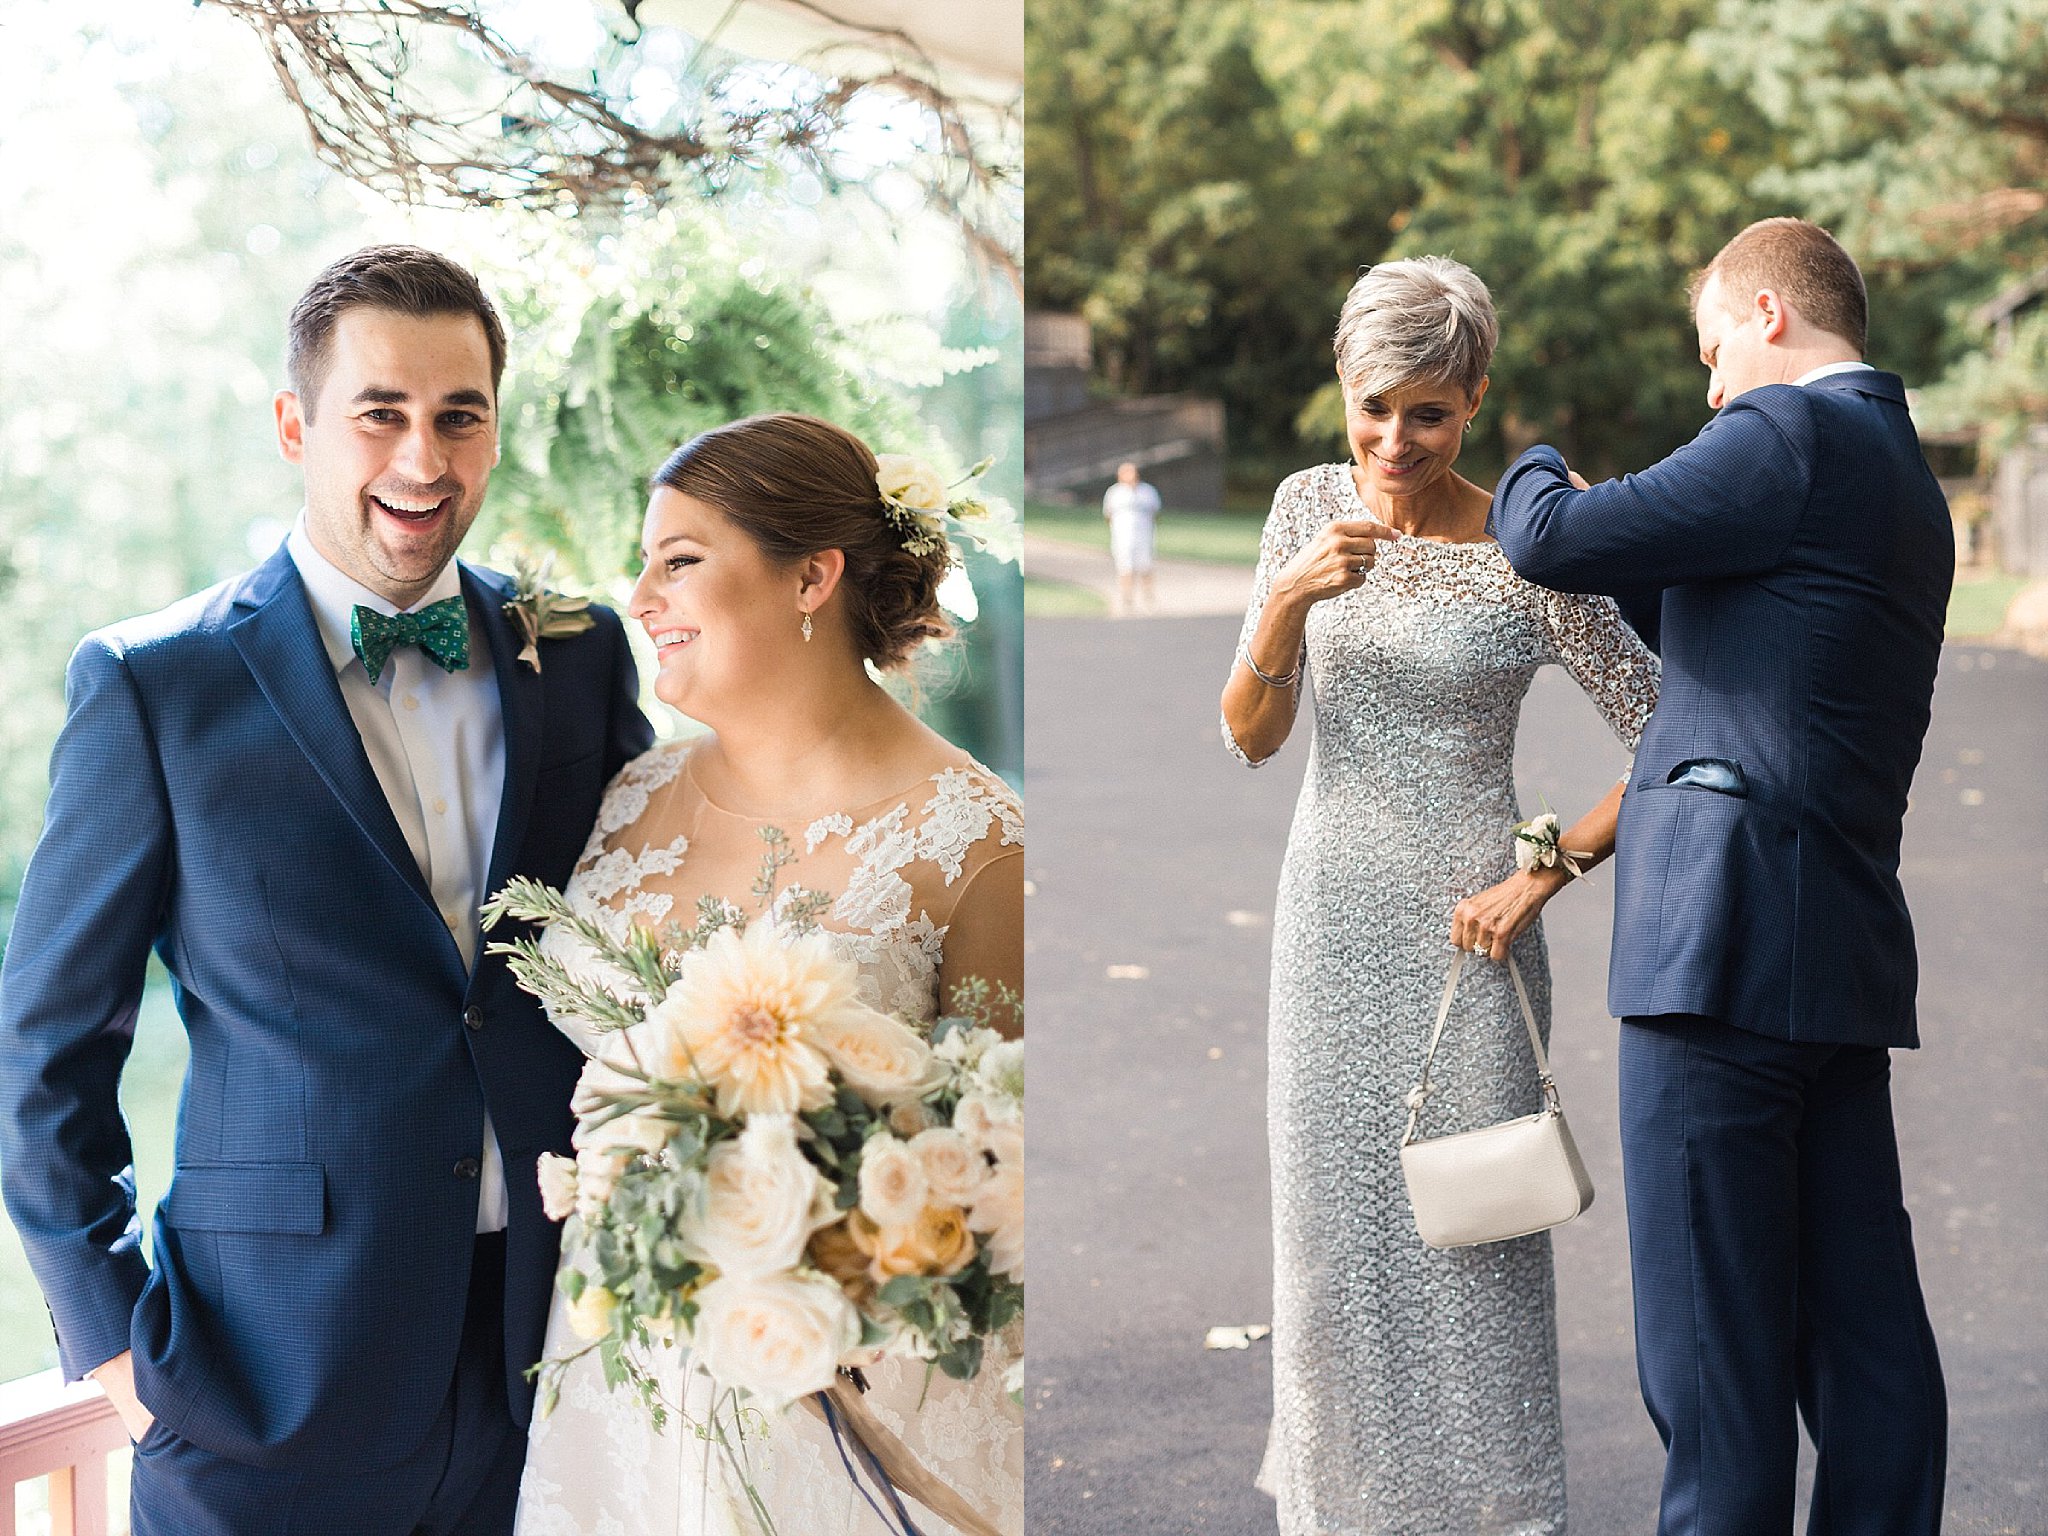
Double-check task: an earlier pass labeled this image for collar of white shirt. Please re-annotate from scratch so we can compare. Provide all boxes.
[1791,360,1876,388]
[286,513,466,678]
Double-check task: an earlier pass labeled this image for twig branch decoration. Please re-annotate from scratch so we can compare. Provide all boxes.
[197,0,1018,282]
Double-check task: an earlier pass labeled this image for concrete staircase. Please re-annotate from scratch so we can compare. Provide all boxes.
[1024,311,1226,509]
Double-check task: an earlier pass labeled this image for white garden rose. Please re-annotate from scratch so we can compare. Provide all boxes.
[857,1133,929,1228]
[967,1162,1023,1278]
[953,1090,1022,1160]
[536,1152,579,1222]
[569,1050,645,1122]
[692,1271,860,1410]
[811,1005,937,1108]
[1513,811,1563,874]
[974,1039,1024,1104]
[911,1127,990,1207]
[573,1144,629,1218]
[595,1107,674,1158]
[682,1114,837,1280]
[874,454,949,513]
[933,1022,998,1073]
[983,1118,1023,1171]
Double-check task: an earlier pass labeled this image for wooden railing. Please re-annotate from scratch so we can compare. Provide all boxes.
[0,1372,129,1536]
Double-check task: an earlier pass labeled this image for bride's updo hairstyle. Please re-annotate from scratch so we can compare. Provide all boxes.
[1334,255,1498,403]
[652,413,954,671]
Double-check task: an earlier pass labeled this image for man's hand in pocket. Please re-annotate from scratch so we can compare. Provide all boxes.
[89,1350,155,1442]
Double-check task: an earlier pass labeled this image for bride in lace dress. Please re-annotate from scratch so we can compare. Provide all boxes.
[513,414,1023,1536]
[1221,260,1658,1535]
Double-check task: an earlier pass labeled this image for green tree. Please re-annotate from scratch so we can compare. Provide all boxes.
[1027,0,1780,470]
[1696,0,2048,447]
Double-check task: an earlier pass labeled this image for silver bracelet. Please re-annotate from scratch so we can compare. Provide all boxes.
[1238,642,1300,689]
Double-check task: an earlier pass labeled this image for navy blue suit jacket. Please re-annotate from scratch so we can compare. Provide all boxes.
[0,542,652,1468]
[1491,371,1950,1048]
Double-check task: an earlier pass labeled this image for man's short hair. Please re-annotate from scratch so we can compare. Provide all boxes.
[1690,218,1867,355]
[286,245,507,417]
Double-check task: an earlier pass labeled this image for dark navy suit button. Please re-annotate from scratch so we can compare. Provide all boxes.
[453,1157,481,1179]
[463,1006,484,1032]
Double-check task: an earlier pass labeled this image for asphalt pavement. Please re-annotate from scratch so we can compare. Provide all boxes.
[1024,613,2048,1535]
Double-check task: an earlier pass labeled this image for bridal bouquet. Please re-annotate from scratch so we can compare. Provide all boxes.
[480,839,1022,1519]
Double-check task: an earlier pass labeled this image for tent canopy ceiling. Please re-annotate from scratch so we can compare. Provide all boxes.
[637,0,1022,96]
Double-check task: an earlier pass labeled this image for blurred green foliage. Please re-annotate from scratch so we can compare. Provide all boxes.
[1026,0,2048,469]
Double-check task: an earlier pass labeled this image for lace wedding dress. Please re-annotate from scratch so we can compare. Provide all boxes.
[512,740,1025,1536]
[1226,464,1659,1535]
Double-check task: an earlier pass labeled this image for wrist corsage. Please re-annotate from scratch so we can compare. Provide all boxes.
[1513,812,1590,879]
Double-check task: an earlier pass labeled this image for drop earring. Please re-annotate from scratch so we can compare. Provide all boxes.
[801,612,813,642]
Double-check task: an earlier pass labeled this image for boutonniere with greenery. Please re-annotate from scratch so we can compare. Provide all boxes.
[502,549,596,672]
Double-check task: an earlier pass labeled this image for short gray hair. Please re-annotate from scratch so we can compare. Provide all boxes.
[1334,256,1498,403]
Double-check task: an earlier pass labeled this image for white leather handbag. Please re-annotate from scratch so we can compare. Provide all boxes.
[1398,951,1594,1249]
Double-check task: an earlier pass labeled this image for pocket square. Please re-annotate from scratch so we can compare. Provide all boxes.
[1667,757,1747,795]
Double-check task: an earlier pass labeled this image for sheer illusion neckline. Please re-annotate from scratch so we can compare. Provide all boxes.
[1336,464,1501,549]
[680,745,976,824]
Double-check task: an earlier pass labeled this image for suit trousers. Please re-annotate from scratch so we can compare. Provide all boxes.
[1619,1014,1946,1536]
[130,1231,527,1536]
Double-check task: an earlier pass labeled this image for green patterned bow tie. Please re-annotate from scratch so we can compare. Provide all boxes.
[350,597,471,681]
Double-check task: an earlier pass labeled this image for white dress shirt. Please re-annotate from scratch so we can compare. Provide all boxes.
[287,516,509,1233]
[1792,360,1876,387]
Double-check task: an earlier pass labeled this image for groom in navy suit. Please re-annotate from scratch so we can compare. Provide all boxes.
[1491,218,1949,1534]
[0,246,652,1533]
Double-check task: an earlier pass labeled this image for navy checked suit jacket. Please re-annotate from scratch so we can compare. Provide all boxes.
[0,542,653,1468]
[1490,370,1950,1048]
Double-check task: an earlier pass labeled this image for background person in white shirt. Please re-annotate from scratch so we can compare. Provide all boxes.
[1103,460,1162,614]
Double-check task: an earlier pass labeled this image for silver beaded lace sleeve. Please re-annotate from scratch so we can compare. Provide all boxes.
[1237,463,1659,1535]
[1536,586,1658,750]
[1222,471,1322,767]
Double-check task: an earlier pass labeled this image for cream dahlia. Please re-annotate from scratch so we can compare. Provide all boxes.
[640,922,864,1118]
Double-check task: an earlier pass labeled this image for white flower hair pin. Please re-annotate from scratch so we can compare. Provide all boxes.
[874,453,1023,567]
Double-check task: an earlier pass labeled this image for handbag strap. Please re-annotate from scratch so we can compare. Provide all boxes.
[1401,951,1558,1145]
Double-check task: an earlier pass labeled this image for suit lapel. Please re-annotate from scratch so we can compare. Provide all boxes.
[227,546,440,912]
[466,563,544,902]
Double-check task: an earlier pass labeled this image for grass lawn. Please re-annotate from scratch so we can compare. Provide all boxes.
[0,975,187,1384]
[1027,502,1266,566]
[1031,499,2030,645]
[1025,576,1109,617]
[1947,569,2027,638]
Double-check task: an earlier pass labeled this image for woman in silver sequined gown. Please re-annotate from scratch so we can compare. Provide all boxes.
[1222,259,1659,1536]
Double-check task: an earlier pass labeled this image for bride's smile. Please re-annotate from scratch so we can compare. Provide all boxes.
[628,485,847,724]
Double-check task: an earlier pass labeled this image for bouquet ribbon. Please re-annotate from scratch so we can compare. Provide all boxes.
[804,1380,1007,1536]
